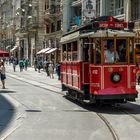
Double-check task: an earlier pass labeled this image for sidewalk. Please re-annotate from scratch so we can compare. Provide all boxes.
[5,65,140,93]
[5,65,62,93]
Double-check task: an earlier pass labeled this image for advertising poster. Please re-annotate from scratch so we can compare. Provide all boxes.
[82,0,96,22]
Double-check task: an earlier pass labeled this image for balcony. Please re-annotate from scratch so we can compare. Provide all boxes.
[27,16,39,28]
[45,30,62,38]
[45,6,62,16]
[72,0,81,7]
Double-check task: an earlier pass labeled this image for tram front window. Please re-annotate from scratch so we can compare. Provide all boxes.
[104,41,119,63]
[116,39,127,63]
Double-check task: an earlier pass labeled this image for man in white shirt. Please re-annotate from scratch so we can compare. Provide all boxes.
[104,45,119,63]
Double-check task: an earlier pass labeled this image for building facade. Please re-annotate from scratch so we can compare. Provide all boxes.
[0,0,45,65]
[1,0,140,64]
[14,0,45,65]
[62,0,127,33]
[0,0,15,52]
[43,0,62,63]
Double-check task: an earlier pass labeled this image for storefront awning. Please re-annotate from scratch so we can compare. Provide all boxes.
[37,48,51,55]
[10,46,18,52]
[45,48,57,54]
[0,49,10,57]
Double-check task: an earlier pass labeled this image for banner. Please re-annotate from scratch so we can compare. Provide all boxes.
[82,0,96,22]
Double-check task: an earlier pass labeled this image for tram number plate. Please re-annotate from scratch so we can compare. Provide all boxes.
[92,70,98,75]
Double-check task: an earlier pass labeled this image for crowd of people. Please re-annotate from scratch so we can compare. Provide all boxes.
[8,57,29,72]
[0,56,61,89]
[8,56,61,80]
[34,58,61,80]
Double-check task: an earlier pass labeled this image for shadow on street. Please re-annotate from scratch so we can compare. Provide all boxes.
[64,96,140,115]
[0,91,16,135]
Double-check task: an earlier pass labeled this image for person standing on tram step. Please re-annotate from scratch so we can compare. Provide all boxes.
[0,62,6,89]
[49,61,54,79]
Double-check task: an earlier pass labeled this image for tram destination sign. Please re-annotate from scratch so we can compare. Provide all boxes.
[92,16,128,29]
[99,22,127,29]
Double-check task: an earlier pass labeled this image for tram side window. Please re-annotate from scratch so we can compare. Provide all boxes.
[72,41,78,61]
[135,44,140,63]
[67,43,72,61]
[83,39,89,62]
[95,38,101,64]
[129,39,134,63]
[116,39,127,63]
[62,44,67,61]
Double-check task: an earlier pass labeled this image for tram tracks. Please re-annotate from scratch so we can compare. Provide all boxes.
[7,73,64,96]
[7,73,140,140]
[96,113,119,140]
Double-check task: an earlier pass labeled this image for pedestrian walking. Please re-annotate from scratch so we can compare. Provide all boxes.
[37,59,43,73]
[24,58,28,71]
[34,58,37,71]
[12,58,17,72]
[49,61,54,79]
[19,59,24,72]
[56,62,61,80]
[46,61,50,76]
[0,61,6,89]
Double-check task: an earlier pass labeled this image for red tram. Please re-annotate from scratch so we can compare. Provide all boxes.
[60,16,138,104]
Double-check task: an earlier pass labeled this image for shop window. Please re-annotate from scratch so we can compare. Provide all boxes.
[46,25,50,33]
[51,23,55,32]
[57,20,61,31]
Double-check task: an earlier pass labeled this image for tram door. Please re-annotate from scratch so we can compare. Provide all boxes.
[89,38,102,93]
[82,38,90,84]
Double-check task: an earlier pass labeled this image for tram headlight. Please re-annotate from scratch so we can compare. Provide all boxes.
[111,72,121,83]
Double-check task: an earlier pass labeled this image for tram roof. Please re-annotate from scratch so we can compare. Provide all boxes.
[60,30,135,44]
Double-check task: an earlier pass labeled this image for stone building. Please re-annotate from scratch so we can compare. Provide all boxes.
[62,0,126,33]
[0,0,15,52]
[14,0,45,65]
[43,0,62,63]
[0,0,45,65]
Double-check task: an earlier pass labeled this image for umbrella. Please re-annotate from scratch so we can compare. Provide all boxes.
[0,49,10,57]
